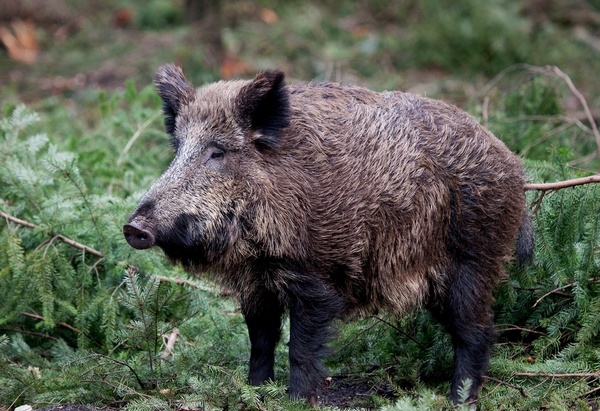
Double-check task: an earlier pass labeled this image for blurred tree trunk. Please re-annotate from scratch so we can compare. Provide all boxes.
[184,0,222,23]
[183,0,225,75]
[0,0,79,30]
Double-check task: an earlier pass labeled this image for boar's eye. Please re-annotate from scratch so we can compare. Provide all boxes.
[210,149,224,160]
[203,145,226,170]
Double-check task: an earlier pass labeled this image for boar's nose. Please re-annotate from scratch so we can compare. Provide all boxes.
[123,222,155,249]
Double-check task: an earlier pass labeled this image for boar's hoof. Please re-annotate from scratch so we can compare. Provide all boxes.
[123,222,155,249]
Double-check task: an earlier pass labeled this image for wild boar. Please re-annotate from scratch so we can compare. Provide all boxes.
[123,65,534,406]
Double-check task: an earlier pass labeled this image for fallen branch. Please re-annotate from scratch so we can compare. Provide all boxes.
[524,174,600,191]
[0,209,104,258]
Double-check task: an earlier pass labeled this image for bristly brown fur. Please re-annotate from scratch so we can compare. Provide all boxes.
[154,64,196,137]
[125,65,534,406]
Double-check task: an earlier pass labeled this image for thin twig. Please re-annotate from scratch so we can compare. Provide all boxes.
[514,372,600,378]
[484,375,528,397]
[530,190,547,217]
[0,209,104,258]
[20,311,79,333]
[494,324,546,336]
[0,326,59,340]
[503,65,600,158]
[86,353,148,390]
[482,96,489,128]
[582,384,600,398]
[373,315,421,345]
[482,63,600,158]
[153,274,227,295]
[549,66,600,158]
[533,282,574,307]
[153,274,199,289]
[53,234,104,258]
[118,110,162,165]
[332,319,382,356]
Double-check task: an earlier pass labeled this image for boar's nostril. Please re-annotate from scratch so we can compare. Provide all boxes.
[123,222,155,250]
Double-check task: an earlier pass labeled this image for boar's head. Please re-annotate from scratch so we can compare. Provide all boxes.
[123,65,290,269]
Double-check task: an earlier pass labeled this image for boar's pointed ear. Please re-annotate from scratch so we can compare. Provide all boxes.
[235,69,290,150]
[154,64,196,136]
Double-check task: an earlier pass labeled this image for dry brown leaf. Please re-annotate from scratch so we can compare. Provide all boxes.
[0,19,39,63]
[259,8,278,24]
[220,54,253,79]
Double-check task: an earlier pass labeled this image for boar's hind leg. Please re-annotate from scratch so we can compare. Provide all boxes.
[243,289,284,386]
[287,280,346,406]
[429,260,496,405]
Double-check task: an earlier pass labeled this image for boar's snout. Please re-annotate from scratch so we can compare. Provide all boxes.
[123,221,155,250]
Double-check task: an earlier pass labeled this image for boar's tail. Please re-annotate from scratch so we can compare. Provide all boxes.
[515,208,535,267]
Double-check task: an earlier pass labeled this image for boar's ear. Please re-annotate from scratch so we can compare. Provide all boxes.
[154,64,196,136]
[234,69,290,150]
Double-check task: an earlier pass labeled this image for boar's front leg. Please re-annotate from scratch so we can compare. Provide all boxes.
[242,288,284,386]
[286,278,346,406]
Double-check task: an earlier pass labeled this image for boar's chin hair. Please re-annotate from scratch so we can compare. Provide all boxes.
[156,212,240,270]
[234,69,291,150]
[160,245,208,269]
[154,64,196,136]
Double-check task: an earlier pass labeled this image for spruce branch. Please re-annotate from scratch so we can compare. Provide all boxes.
[82,353,149,391]
[0,209,104,258]
[52,163,106,250]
